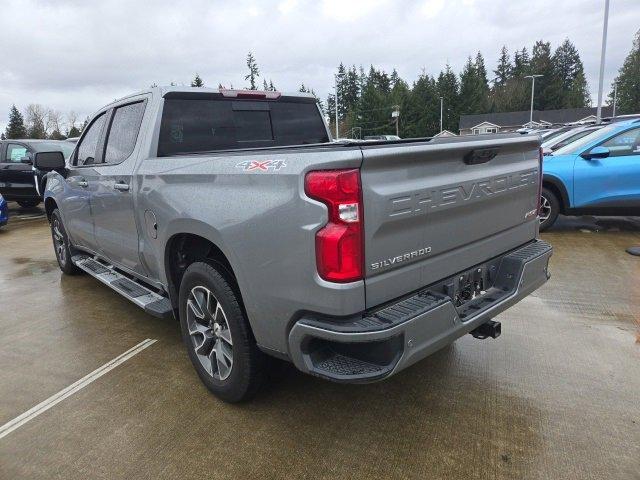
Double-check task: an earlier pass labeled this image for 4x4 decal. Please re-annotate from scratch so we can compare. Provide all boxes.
[235,160,287,172]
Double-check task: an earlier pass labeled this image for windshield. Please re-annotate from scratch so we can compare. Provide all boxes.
[553,125,617,156]
[32,142,76,159]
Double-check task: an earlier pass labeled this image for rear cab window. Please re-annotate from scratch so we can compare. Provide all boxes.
[157,93,329,156]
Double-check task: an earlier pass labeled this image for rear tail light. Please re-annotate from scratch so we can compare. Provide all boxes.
[537,147,544,216]
[305,169,363,282]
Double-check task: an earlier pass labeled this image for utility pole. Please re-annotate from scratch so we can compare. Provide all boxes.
[392,106,400,137]
[524,75,543,125]
[439,97,443,132]
[596,0,610,124]
[334,73,344,140]
[612,84,617,118]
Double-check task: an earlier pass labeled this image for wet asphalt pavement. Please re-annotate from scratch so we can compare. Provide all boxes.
[0,203,638,479]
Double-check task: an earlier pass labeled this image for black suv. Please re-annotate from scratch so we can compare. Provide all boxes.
[0,140,74,207]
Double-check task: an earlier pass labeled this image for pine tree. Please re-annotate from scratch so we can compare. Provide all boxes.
[244,52,260,90]
[608,29,640,114]
[403,74,439,137]
[436,64,460,132]
[552,39,590,108]
[530,40,556,110]
[4,105,27,139]
[493,46,512,89]
[512,47,530,77]
[190,74,204,87]
[263,79,269,91]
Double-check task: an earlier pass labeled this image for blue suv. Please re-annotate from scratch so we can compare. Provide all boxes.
[540,119,640,230]
[0,194,8,227]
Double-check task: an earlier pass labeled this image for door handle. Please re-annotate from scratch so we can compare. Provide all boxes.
[113,182,130,191]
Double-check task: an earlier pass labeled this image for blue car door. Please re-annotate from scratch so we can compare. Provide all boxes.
[573,126,640,209]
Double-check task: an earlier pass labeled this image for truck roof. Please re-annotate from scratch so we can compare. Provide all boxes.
[109,86,317,106]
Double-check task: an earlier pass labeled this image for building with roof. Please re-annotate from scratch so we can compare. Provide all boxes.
[459,106,614,135]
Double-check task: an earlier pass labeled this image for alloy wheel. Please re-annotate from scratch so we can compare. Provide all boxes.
[186,286,234,380]
[539,195,551,223]
[52,218,66,265]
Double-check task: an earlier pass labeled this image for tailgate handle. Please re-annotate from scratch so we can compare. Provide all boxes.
[464,148,498,165]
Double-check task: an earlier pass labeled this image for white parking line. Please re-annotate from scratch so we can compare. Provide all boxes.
[0,338,157,440]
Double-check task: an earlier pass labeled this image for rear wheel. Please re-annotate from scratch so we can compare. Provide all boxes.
[178,261,267,402]
[50,209,81,275]
[539,187,560,232]
[17,199,41,208]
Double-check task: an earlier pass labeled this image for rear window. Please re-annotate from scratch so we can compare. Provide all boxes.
[158,98,328,156]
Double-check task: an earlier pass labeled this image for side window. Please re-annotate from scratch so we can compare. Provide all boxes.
[5,144,28,163]
[601,128,640,157]
[104,102,145,164]
[75,113,106,166]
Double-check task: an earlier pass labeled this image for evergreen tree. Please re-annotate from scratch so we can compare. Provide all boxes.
[552,39,590,107]
[263,79,269,91]
[512,47,530,77]
[4,105,27,139]
[244,52,260,90]
[403,74,439,137]
[530,40,556,110]
[190,73,204,87]
[460,55,489,115]
[436,64,460,132]
[67,125,81,138]
[493,46,512,88]
[608,29,640,114]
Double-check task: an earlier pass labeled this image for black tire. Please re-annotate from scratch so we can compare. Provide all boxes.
[178,261,267,402]
[50,209,81,275]
[17,199,41,208]
[539,187,560,232]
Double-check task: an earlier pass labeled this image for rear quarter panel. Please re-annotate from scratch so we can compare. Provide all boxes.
[134,146,366,354]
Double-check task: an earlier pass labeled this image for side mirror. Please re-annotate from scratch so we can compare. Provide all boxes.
[582,146,610,160]
[542,147,552,156]
[20,155,33,165]
[34,151,66,171]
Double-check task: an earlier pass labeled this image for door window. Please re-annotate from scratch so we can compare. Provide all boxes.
[601,127,640,157]
[5,144,28,163]
[75,113,106,166]
[104,101,146,164]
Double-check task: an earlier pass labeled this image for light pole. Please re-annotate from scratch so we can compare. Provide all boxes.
[334,73,344,140]
[612,83,618,118]
[439,97,443,132]
[524,75,543,125]
[392,106,400,137]
[596,0,610,124]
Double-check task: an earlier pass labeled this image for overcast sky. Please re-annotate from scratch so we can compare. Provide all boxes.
[1,0,638,133]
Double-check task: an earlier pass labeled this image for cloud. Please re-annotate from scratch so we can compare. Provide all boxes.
[0,0,638,132]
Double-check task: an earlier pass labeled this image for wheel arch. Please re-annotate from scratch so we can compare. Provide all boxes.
[164,232,247,323]
[542,175,569,214]
[44,197,58,221]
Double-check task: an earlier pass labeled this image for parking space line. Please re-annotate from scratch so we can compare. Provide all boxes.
[0,339,157,440]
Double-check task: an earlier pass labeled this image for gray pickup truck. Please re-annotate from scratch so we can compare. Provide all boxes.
[38,87,552,402]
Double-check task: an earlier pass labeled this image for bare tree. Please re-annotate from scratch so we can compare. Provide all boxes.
[24,104,47,139]
[47,109,64,139]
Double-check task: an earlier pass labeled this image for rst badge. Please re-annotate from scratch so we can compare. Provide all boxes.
[235,160,286,172]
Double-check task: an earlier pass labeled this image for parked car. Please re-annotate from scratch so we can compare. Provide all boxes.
[542,125,602,155]
[0,139,75,207]
[540,126,574,142]
[540,119,640,230]
[0,193,7,227]
[40,86,551,402]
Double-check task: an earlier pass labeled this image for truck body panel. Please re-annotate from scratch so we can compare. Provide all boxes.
[43,86,551,383]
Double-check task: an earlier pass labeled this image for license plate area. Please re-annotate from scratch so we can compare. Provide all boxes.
[443,264,495,308]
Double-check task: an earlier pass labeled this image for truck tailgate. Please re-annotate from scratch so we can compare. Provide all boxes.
[360,135,541,307]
